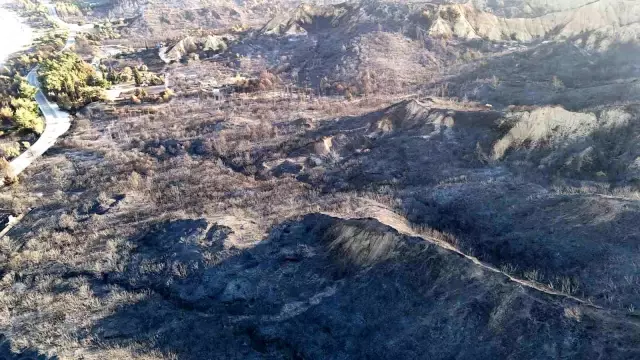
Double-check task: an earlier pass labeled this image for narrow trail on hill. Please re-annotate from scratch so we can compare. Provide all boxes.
[330,201,640,323]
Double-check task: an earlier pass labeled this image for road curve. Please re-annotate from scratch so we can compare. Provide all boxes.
[8,68,72,176]
[7,1,83,178]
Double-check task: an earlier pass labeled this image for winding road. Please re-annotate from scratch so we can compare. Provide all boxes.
[7,1,89,177]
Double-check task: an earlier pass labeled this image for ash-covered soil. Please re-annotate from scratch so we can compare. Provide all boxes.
[1,0,640,359]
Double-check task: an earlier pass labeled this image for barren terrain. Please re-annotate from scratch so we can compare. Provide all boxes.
[1,0,640,359]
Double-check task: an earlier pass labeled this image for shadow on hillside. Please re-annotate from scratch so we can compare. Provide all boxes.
[399,176,640,307]
[84,214,338,358]
[295,102,640,310]
[439,35,640,110]
[0,334,57,360]
[74,213,640,359]
[313,106,503,193]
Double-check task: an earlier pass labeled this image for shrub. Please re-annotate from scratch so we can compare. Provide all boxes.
[552,75,565,89]
[120,67,133,82]
[0,156,15,184]
[14,107,44,133]
[0,157,9,171]
[0,142,22,158]
[11,98,38,113]
[148,74,164,86]
[134,88,148,98]
[0,107,13,119]
[344,90,353,101]
[18,81,37,99]
[133,67,142,86]
[160,88,175,102]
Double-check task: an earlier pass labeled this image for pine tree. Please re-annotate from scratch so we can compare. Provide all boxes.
[133,67,142,86]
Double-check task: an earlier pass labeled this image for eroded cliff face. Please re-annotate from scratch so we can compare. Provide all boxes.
[105,0,147,18]
[469,0,599,17]
[424,0,640,43]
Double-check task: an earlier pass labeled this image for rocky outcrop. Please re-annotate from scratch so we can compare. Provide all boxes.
[162,35,229,61]
[491,105,640,182]
[260,3,354,35]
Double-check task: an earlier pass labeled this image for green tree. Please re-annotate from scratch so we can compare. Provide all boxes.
[0,107,13,120]
[39,52,108,110]
[106,68,119,83]
[14,107,43,134]
[11,97,38,113]
[132,66,142,86]
[17,80,37,99]
[120,66,133,82]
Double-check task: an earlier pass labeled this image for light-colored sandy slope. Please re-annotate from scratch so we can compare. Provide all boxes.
[160,35,228,62]
[489,105,640,182]
[491,106,599,160]
[427,0,640,42]
[468,0,597,18]
[0,1,34,66]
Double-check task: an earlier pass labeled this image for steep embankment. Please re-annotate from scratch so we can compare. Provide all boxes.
[118,0,303,40]
[491,105,640,182]
[258,0,640,44]
[161,35,229,62]
[468,0,597,18]
[424,0,640,43]
[312,99,640,313]
[260,2,354,35]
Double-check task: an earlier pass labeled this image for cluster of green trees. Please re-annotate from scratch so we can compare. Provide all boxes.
[54,1,83,17]
[105,65,164,87]
[10,32,68,75]
[129,87,174,105]
[0,76,43,134]
[0,31,72,135]
[16,0,60,28]
[92,21,123,40]
[39,52,109,110]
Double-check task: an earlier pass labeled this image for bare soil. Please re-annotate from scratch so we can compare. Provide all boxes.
[1,0,640,359]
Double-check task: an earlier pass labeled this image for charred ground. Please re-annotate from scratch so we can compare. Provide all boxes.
[1,0,640,359]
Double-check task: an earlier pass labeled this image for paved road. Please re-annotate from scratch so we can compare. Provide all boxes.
[7,1,158,178]
[7,1,87,177]
[8,68,72,176]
